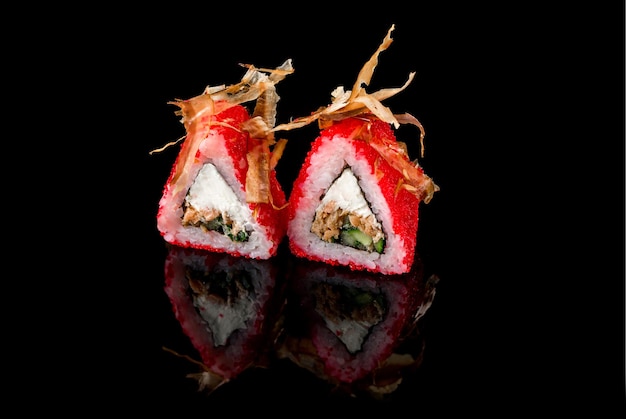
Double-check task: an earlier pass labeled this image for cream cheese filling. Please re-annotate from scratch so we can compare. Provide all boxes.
[319,167,379,223]
[183,163,253,238]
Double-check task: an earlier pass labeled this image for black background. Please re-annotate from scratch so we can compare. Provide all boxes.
[27,2,624,416]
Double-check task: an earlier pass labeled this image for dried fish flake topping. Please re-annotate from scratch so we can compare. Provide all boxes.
[272,25,439,202]
[153,59,294,202]
[273,25,418,137]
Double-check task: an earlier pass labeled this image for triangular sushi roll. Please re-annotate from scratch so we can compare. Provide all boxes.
[275,26,438,274]
[155,60,294,259]
[163,245,284,392]
[287,117,435,274]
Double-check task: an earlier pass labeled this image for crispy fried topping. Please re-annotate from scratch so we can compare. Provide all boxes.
[153,60,294,200]
[272,25,416,135]
[271,25,439,202]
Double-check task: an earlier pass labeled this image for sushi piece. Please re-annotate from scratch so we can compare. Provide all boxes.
[163,245,285,393]
[275,25,438,274]
[155,60,294,259]
[277,258,439,396]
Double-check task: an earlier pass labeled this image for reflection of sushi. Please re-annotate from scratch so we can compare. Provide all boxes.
[155,60,293,259]
[278,258,438,395]
[275,25,438,274]
[163,245,284,392]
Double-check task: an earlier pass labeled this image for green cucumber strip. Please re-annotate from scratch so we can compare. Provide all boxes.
[374,238,385,253]
[340,228,373,251]
[339,228,385,253]
[339,230,359,247]
[349,228,373,246]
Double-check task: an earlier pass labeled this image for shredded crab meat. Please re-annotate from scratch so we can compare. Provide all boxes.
[181,206,220,226]
[311,201,384,250]
[181,205,247,239]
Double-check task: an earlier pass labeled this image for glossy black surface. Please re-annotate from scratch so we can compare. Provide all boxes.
[74,5,622,415]
[160,243,438,399]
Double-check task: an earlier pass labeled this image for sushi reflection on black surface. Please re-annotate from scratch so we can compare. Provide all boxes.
[277,258,438,399]
[163,245,286,394]
[162,243,438,399]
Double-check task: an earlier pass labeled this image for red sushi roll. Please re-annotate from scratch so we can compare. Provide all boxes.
[155,60,294,259]
[276,25,438,274]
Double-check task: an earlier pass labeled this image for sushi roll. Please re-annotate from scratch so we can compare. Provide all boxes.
[277,258,438,392]
[155,60,294,259]
[275,25,438,274]
[163,245,284,392]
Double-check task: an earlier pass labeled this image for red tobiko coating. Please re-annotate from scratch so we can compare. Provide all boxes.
[287,117,421,274]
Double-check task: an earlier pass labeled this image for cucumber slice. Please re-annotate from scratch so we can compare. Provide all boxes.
[339,229,359,247]
[340,228,373,250]
[339,228,385,253]
[374,238,385,253]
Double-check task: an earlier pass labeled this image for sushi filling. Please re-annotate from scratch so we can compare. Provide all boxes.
[181,163,251,242]
[182,210,249,242]
[312,282,386,354]
[311,167,385,253]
